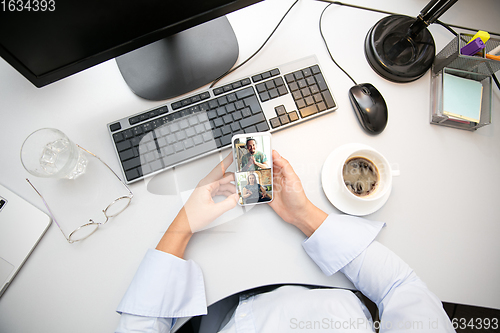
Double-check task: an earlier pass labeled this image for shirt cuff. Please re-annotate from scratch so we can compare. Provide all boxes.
[302,214,385,276]
[117,248,207,318]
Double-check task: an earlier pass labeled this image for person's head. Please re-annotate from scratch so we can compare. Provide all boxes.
[246,138,257,155]
[247,173,257,185]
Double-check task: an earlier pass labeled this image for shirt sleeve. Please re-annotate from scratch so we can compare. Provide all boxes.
[115,248,208,332]
[302,214,455,332]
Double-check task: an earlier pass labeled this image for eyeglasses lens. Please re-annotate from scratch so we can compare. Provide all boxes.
[69,223,99,243]
[105,197,131,217]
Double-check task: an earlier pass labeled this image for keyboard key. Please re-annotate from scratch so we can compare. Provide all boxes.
[252,74,262,82]
[150,160,163,172]
[119,149,135,161]
[256,122,270,132]
[317,102,327,112]
[244,96,261,113]
[129,116,140,125]
[113,132,124,143]
[288,111,299,122]
[259,92,270,102]
[184,138,194,149]
[242,108,252,118]
[236,87,254,99]
[110,122,121,132]
[116,140,132,152]
[274,77,284,86]
[245,125,257,133]
[299,105,318,118]
[240,113,265,129]
[279,114,290,125]
[269,89,279,99]
[270,117,280,129]
[284,73,295,83]
[125,168,141,181]
[314,73,328,91]
[322,91,336,108]
[275,105,286,116]
[123,157,141,171]
[278,86,288,96]
[256,83,266,93]
[311,65,321,74]
[193,135,204,145]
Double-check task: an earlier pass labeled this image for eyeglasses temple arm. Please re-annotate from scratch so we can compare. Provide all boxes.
[26,178,70,241]
[76,145,133,197]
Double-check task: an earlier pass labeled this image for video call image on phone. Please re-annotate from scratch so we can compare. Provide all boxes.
[232,133,273,206]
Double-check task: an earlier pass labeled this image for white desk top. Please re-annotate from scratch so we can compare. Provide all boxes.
[1,0,499,332]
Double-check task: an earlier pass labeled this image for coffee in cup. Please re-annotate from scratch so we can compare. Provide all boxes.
[338,147,397,202]
[342,157,379,197]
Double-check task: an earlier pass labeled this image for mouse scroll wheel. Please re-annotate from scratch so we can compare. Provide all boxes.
[361,87,371,95]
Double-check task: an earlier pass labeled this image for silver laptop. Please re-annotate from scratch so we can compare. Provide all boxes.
[0,184,51,298]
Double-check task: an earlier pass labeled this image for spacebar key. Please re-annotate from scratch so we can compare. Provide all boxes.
[162,141,218,168]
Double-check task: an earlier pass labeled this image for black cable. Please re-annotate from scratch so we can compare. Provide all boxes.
[436,20,458,36]
[319,2,357,86]
[319,0,500,37]
[492,72,500,90]
[210,0,300,88]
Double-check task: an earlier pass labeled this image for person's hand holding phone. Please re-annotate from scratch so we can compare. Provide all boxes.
[156,153,238,258]
[183,153,239,232]
[269,150,327,237]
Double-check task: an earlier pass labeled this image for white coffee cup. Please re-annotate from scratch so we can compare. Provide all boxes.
[339,147,398,202]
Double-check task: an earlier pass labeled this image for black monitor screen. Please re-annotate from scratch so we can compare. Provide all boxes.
[0,0,261,88]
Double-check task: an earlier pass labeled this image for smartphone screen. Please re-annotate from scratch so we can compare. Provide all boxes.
[232,132,273,206]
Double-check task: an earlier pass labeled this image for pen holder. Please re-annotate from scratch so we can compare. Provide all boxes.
[430,67,492,131]
[433,33,500,75]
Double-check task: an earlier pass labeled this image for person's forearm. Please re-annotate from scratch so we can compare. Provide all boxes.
[156,208,193,259]
[254,161,268,169]
[294,202,327,237]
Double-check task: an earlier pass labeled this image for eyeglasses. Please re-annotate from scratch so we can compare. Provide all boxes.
[27,145,133,243]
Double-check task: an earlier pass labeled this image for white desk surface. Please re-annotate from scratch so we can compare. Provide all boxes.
[1,0,499,331]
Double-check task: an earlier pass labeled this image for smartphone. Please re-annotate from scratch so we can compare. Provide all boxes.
[232,132,273,206]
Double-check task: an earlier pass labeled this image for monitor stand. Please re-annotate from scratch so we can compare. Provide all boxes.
[116,16,239,101]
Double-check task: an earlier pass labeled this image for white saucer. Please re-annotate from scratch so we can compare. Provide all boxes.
[321,143,392,216]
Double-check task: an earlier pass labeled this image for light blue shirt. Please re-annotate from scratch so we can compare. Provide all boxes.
[115,215,455,332]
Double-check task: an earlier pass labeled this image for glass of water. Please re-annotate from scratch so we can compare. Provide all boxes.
[21,128,88,179]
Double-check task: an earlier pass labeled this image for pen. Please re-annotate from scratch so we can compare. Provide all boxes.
[485,54,500,61]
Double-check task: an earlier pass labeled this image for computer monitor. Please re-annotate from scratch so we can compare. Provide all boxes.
[0,0,262,100]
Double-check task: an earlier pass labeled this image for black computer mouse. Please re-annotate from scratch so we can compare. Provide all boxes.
[348,83,388,135]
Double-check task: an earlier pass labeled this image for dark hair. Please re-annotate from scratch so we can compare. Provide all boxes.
[246,138,256,146]
[247,173,257,182]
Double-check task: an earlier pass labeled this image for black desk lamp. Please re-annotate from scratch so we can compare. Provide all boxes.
[365,0,458,83]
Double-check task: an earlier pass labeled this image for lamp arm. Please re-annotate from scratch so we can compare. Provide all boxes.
[407,0,458,39]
